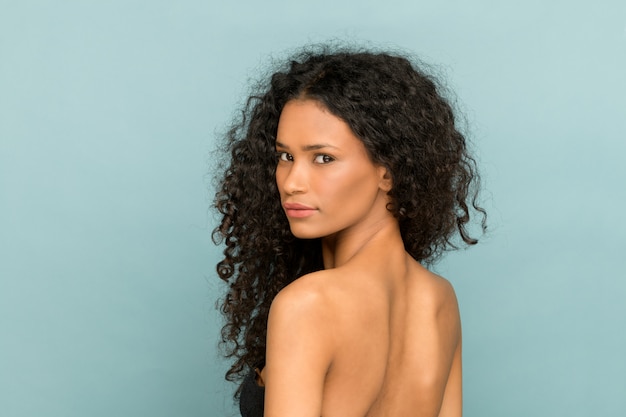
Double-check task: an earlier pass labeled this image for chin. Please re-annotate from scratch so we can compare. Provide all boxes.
[288,225,324,240]
[290,231,322,240]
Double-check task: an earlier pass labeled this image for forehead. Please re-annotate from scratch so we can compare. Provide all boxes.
[276,99,360,149]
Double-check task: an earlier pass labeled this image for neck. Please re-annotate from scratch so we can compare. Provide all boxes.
[321,215,403,269]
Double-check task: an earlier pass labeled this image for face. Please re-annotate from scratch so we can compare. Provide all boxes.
[275,99,392,240]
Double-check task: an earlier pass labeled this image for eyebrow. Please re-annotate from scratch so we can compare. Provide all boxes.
[275,141,339,151]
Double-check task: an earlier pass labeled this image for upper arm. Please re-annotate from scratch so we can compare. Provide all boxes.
[432,280,462,416]
[263,280,335,417]
[408,278,462,416]
[436,281,462,417]
[438,339,462,417]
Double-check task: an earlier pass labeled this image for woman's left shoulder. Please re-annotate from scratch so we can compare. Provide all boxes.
[271,270,343,317]
[265,271,338,379]
[269,270,338,321]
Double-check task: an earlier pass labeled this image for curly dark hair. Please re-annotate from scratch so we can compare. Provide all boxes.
[213,45,486,390]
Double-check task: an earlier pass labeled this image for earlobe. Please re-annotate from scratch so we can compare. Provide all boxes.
[378,167,393,192]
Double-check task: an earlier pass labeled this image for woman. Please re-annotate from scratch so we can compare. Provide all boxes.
[214,46,485,417]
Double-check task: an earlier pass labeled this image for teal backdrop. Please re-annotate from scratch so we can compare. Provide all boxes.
[1,1,625,416]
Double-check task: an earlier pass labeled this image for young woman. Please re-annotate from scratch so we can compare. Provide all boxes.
[214,46,485,417]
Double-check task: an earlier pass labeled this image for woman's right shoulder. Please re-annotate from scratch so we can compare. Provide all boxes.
[407,260,460,315]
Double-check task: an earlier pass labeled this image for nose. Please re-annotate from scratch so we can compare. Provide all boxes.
[278,162,308,195]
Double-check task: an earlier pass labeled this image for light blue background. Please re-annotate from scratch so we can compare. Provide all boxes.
[1,1,624,416]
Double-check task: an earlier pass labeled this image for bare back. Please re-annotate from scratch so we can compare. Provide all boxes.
[263,239,462,417]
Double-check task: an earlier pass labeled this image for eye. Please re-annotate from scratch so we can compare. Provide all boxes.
[314,154,334,164]
[276,151,293,162]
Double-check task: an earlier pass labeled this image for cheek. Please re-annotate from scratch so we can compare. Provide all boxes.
[274,168,286,192]
[320,168,378,202]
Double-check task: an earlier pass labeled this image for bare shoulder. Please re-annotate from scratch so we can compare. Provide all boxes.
[264,270,339,406]
[409,265,461,348]
[408,262,461,332]
[267,269,340,337]
[270,269,336,311]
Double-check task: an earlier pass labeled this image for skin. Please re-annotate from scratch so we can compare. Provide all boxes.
[264,99,462,417]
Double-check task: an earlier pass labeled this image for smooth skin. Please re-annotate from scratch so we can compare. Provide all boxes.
[264,99,462,417]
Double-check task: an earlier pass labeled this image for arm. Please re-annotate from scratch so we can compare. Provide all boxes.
[431,280,462,417]
[438,340,462,417]
[263,279,335,417]
[406,278,462,417]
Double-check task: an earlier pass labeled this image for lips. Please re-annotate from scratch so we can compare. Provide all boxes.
[283,202,317,218]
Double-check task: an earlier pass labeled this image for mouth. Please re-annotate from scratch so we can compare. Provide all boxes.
[283,202,317,219]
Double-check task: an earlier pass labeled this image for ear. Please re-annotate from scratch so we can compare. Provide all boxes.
[377,166,393,192]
